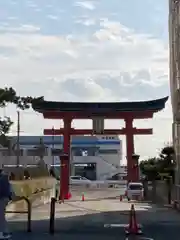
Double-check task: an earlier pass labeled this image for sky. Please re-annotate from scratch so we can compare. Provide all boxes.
[0,0,172,162]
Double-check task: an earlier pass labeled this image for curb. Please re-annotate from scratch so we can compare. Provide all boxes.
[163,201,180,211]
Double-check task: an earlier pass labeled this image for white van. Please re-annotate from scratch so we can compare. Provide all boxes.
[126,182,144,201]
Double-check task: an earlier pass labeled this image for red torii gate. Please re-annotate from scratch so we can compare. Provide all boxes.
[32,96,168,199]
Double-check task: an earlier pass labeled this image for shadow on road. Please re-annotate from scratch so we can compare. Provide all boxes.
[8,201,180,239]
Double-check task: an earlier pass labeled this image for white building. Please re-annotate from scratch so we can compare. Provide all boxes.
[10,135,123,180]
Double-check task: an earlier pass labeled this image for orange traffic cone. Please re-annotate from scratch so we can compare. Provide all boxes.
[82,193,85,201]
[125,204,142,235]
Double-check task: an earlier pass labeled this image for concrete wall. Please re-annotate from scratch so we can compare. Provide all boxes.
[147,180,175,204]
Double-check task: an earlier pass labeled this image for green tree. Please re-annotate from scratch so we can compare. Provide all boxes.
[140,146,176,183]
[0,117,13,147]
[159,146,175,167]
[140,157,160,181]
[0,87,43,146]
[159,145,175,183]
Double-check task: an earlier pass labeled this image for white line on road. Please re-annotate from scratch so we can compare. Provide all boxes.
[104,223,143,228]
[125,238,154,240]
[104,223,127,228]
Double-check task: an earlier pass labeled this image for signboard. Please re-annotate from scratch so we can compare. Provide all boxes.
[92,117,104,134]
[74,163,88,167]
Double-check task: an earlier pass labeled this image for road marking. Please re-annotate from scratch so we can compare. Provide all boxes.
[138,238,154,240]
[125,238,154,240]
[104,223,143,228]
[104,223,127,228]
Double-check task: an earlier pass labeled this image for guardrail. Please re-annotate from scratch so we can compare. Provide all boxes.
[70,180,127,189]
[6,196,32,232]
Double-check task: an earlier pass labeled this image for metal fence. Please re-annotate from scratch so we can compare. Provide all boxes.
[6,196,32,232]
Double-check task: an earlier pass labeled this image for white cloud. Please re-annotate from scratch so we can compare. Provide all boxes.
[0,24,40,33]
[75,18,96,26]
[0,18,171,159]
[0,19,168,89]
[26,1,38,8]
[74,1,96,10]
[7,16,18,20]
[47,15,60,20]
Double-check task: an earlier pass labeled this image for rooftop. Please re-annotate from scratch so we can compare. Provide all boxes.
[32,97,168,113]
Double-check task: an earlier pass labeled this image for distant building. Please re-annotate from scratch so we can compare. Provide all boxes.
[10,135,123,180]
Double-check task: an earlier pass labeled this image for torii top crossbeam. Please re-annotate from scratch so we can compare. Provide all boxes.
[32,96,168,119]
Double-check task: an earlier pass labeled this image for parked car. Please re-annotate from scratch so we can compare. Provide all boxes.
[126,182,144,201]
[70,175,92,187]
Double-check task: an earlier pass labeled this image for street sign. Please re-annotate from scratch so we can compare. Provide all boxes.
[92,117,104,134]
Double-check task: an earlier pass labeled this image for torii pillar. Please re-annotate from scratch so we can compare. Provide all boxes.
[125,117,139,182]
[60,118,72,200]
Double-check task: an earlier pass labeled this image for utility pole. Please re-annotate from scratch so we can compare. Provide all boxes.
[52,127,55,167]
[169,0,180,202]
[16,111,20,167]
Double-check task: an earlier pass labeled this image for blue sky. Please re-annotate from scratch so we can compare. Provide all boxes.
[0,0,168,39]
[0,0,171,160]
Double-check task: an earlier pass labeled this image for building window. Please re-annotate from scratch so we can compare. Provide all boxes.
[101,136,115,140]
[99,149,118,154]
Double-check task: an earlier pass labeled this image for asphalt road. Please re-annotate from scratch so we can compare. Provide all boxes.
[7,187,180,239]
